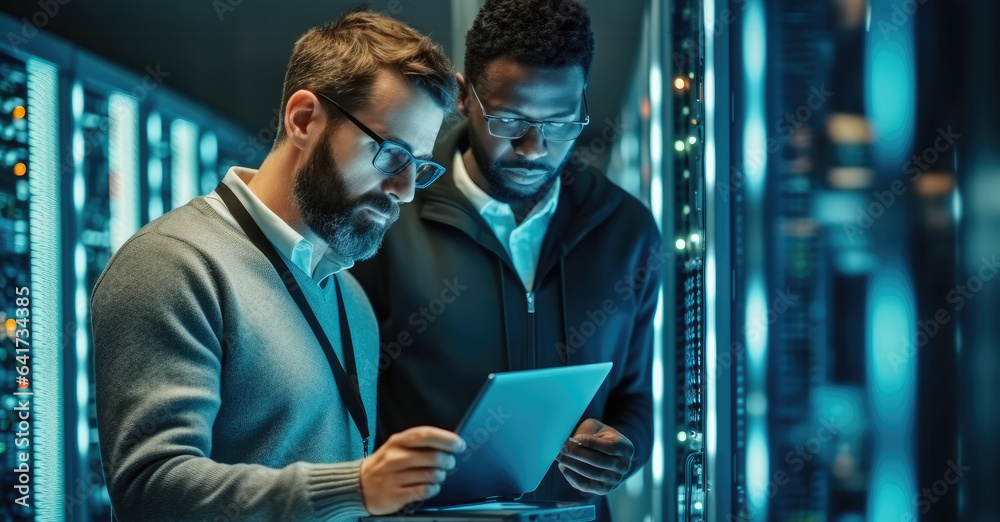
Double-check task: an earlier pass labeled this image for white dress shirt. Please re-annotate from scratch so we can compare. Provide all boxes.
[451,151,560,290]
[204,167,352,286]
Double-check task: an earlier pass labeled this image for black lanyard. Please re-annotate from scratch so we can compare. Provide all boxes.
[215,182,370,457]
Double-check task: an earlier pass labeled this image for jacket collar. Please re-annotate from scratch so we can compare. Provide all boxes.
[418,122,624,277]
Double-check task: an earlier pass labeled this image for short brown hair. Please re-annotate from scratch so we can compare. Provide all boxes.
[274,8,456,144]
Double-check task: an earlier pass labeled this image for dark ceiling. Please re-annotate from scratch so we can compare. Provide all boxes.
[1,1,645,164]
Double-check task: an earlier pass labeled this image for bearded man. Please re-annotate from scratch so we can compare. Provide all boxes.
[91,9,465,521]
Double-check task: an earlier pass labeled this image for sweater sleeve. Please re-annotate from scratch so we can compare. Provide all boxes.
[91,233,370,522]
[602,232,660,479]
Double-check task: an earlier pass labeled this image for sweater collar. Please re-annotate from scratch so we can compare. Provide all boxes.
[205,167,353,285]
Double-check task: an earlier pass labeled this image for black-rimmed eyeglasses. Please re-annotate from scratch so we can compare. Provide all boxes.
[312,91,445,189]
[468,82,590,142]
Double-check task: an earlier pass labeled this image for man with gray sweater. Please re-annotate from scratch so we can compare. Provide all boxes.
[91,10,462,521]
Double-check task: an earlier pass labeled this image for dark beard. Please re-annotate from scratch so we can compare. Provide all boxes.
[291,129,400,261]
[467,128,566,211]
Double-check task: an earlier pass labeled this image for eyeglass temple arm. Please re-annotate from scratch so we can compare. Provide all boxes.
[313,92,386,145]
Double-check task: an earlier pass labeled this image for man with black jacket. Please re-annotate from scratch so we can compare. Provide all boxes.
[351,0,660,519]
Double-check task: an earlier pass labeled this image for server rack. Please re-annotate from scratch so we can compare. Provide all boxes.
[627,1,982,519]
[0,12,261,521]
[702,0,973,520]
[669,0,708,520]
[0,47,36,522]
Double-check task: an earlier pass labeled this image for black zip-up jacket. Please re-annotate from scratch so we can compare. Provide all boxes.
[351,123,661,520]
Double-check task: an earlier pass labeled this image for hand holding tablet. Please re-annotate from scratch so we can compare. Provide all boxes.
[360,426,467,515]
[368,362,612,521]
[557,418,635,495]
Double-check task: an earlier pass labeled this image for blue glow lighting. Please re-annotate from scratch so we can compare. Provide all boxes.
[170,118,200,208]
[76,241,90,464]
[702,0,719,515]
[147,110,162,144]
[866,268,917,522]
[815,386,866,435]
[647,0,666,497]
[27,57,64,522]
[72,82,86,211]
[651,288,665,484]
[148,158,164,220]
[108,93,141,252]
[872,461,916,521]
[742,0,767,197]
[867,271,917,421]
[866,2,916,169]
[72,82,86,216]
[148,111,165,221]
[745,279,768,370]
[746,425,770,512]
[742,1,770,520]
[649,60,663,225]
[200,130,218,166]
[951,188,963,224]
[616,131,642,196]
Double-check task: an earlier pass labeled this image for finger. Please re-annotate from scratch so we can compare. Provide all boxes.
[558,464,609,495]
[576,418,603,434]
[393,468,449,488]
[387,449,458,472]
[557,454,623,484]
[561,444,630,475]
[571,433,634,458]
[398,483,442,505]
[392,426,467,452]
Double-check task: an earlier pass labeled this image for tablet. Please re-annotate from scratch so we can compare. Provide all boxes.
[373,501,596,521]
[423,362,614,507]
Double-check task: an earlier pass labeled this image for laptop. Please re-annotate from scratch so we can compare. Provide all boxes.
[367,362,613,521]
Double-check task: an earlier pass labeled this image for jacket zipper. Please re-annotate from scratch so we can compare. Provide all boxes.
[526,291,536,369]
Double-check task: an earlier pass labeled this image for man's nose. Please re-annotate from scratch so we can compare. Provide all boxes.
[512,126,548,161]
[381,163,415,203]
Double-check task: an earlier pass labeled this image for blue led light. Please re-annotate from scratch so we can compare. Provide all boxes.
[27,57,65,522]
[867,269,917,421]
[108,92,141,252]
[171,118,200,207]
[866,2,916,170]
[867,268,917,522]
[147,110,162,145]
[200,130,218,166]
[741,2,770,519]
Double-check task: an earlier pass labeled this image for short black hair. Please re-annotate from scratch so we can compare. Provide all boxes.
[464,0,595,86]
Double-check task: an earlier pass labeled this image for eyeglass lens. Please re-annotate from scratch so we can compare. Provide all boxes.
[374,142,442,187]
[487,119,584,141]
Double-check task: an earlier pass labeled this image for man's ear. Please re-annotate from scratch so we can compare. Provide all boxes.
[283,90,326,151]
[456,73,472,118]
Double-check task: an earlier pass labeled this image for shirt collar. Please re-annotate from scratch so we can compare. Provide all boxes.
[213,167,353,284]
[451,151,560,221]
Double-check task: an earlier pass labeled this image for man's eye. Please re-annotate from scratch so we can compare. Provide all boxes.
[499,117,518,123]
[548,122,567,128]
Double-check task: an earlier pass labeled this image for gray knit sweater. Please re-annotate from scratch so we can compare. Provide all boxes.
[91,197,378,521]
